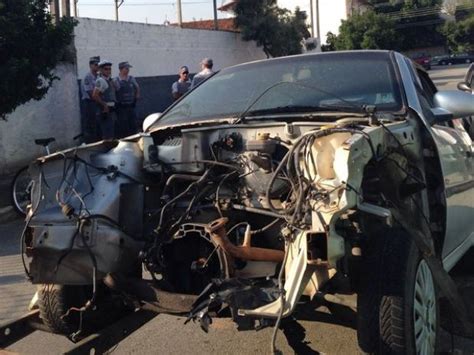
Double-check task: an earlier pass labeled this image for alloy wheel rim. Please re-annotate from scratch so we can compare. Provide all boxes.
[413,259,436,354]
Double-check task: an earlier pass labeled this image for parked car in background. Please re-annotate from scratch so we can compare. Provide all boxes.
[430,55,449,66]
[412,53,431,69]
[432,53,474,66]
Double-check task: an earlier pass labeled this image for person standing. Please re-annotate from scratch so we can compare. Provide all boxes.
[80,56,100,143]
[191,58,215,89]
[171,66,191,101]
[114,61,140,138]
[92,60,117,140]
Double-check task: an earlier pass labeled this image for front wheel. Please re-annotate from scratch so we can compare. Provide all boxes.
[11,166,33,216]
[357,228,439,354]
[38,284,88,334]
[38,284,128,336]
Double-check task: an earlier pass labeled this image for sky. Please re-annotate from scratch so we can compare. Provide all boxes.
[75,0,347,43]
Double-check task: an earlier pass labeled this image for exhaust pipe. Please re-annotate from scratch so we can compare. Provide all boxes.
[206,218,284,262]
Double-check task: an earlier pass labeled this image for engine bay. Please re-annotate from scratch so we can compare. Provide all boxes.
[23,117,429,336]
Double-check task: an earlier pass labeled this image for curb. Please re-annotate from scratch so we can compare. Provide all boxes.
[0,206,19,224]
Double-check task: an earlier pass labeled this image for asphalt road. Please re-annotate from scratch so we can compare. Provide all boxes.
[1,63,473,354]
[428,63,470,90]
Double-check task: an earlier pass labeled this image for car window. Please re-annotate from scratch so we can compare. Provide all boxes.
[154,52,404,127]
[416,69,437,107]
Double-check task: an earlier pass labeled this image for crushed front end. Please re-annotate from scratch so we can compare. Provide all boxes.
[22,115,426,344]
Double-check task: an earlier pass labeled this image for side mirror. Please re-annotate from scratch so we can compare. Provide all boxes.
[433,91,474,124]
[457,81,472,93]
[142,113,161,132]
[429,107,453,125]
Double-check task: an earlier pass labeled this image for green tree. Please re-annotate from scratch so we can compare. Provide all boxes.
[0,0,76,119]
[443,13,474,53]
[233,0,310,58]
[321,32,337,52]
[333,11,401,51]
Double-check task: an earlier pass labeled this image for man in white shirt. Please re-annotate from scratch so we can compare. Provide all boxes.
[191,58,215,89]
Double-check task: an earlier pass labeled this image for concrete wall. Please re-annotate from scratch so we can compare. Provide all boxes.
[74,18,267,77]
[0,64,81,174]
[0,19,265,174]
[75,18,267,125]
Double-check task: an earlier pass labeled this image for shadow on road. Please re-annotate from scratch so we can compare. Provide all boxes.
[279,301,357,354]
[281,317,320,354]
[295,301,357,329]
[0,218,24,257]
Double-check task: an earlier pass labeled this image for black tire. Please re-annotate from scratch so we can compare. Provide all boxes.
[38,283,129,336]
[357,228,439,354]
[38,284,88,334]
[11,166,32,216]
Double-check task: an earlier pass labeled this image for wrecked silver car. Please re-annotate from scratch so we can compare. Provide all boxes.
[21,51,474,353]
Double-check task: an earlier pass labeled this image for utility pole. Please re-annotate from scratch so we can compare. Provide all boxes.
[61,0,71,16]
[115,0,124,21]
[213,0,218,30]
[73,0,78,17]
[177,0,183,27]
[309,0,315,37]
[315,0,320,40]
[50,0,60,23]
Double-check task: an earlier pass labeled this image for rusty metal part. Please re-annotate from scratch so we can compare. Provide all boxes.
[205,218,284,263]
[104,274,197,313]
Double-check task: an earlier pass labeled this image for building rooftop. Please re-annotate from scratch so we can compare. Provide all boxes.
[218,1,239,12]
[174,18,238,32]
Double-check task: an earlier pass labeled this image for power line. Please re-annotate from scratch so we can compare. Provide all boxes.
[79,1,210,5]
[382,3,474,20]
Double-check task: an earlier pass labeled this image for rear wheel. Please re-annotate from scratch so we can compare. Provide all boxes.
[11,166,33,215]
[357,228,439,354]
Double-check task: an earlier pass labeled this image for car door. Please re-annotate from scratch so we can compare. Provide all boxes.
[416,69,474,259]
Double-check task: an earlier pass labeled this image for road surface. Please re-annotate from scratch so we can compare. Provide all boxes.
[429,63,469,90]
[1,63,472,354]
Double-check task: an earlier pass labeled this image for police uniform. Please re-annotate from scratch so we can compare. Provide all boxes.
[81,56,100,143]
[95,60,117,140]
[114,62,139,138]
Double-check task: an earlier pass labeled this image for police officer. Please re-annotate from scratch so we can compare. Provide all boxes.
[114,61,140,138]
[92,60,117,140]
[80,56,100,143]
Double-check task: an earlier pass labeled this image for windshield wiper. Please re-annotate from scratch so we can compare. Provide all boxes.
[245,105,328,116]
[234,81,370,124]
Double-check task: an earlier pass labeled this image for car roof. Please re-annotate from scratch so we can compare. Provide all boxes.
[223,50,396,71]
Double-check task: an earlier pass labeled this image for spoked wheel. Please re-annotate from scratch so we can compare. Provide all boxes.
[413,260,437,354]
[11,166,33,215]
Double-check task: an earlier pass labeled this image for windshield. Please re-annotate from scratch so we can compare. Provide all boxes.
[153,51,403,128]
